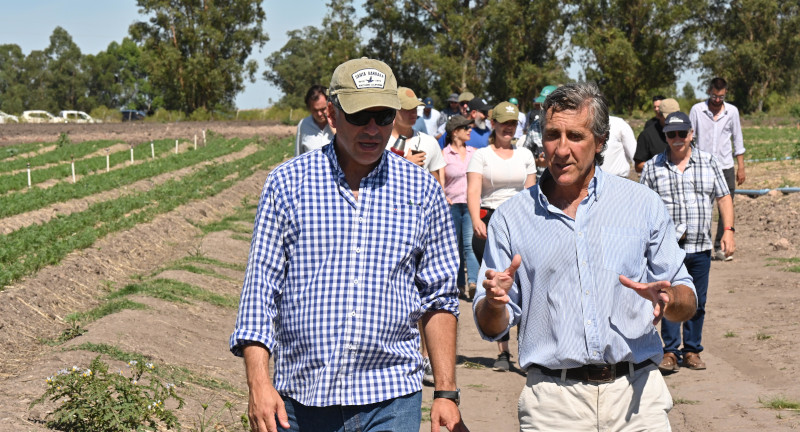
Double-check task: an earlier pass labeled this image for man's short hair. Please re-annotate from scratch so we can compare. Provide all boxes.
[304,85,328,108]
[542,82,610,166]
[652,95,666,102]
[709,77,728,92]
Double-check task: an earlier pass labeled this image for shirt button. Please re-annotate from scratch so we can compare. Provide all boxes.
[582,261,587,266]
[355,247,361,253]
[358,217,364,223]
[351,310,356,317]
[585,290,590,295]
[578,232,583,237]
[586,320,592,326]
[353,279,358,285]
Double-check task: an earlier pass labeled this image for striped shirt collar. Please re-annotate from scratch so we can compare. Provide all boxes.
[535,166,604,212]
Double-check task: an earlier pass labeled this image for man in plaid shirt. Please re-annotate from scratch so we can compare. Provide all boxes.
[640,111,735,374]
[230,58,467,432]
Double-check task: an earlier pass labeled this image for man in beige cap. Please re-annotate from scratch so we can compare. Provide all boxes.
[634,97,680,173]
[389,86,447,188]
[231,57,467,432]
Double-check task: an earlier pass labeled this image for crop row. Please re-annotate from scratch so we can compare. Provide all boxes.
[0,138,117,174]
[0,136,291,289]
[0,134,253,219]
[0,139,180,195]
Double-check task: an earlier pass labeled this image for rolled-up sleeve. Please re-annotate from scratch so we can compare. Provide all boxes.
[645,192,696,298]
[230,176,288,357]
[416,184,460,317]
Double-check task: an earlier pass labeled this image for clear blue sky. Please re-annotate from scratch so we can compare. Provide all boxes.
[0,1,701,110]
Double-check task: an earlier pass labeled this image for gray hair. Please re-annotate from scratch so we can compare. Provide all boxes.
[542,82,610,166]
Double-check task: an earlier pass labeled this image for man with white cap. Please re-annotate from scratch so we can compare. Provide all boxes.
[390,87,447,188]
[640,111,735,374]
[231,58,466,432]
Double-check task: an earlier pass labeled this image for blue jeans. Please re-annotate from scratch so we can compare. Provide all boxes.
[450,203,479,286]
[279,392,422,432]
[661,250,711,359]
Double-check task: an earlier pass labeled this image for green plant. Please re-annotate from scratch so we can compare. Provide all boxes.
[30,356,184,431]
[56,132,71,148]
[724,331,736,338]
[756,332,772,340]
[191,400,249,432]
[759,395,800,410]
[673,397,699,405]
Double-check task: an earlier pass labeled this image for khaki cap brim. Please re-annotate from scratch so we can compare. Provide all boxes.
[337,89,401,113]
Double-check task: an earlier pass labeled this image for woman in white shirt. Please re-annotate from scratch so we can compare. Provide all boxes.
[466,101,536,372]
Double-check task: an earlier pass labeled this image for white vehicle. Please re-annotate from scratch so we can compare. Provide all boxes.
[58,110,101,123]
[0,111,19,124]
[22,110,64,124]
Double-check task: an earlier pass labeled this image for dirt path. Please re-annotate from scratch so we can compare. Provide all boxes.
[0,123,799,431]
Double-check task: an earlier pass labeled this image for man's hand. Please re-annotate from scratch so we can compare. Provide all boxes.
[243,345,290,432]
[406,150,426,167]
[736,166,746,185]
[430,399,469,432]
[721,230,736,257]
[482,254,521,308]
[618,275,671,325]
[247,382,289,432]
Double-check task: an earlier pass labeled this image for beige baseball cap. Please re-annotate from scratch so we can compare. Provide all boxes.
[398,87,424,110]
[492,101,519,123]
[329,57,400,113]
[660,98,680,117]
[458,91,475,103]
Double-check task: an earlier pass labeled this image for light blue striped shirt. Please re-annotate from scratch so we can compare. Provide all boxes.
[231,141,459,406]
[474,167,695,370]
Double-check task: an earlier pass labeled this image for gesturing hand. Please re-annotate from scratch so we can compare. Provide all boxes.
[482,254,521,309]
[618,275,671,325]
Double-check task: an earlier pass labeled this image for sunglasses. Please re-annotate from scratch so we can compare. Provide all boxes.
[335,101,396,126]
[666,130,689,139]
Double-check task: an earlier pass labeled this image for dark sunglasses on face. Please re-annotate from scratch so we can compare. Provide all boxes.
[335,101,396,126]
[666,130,689,139]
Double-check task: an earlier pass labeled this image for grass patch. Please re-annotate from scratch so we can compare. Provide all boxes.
[461,361,486,369]
[231,234,251,242]
[181,255,246,272]
[198,204,257,234]
[759,396,800,410]
[465,383,487,389]
[742,127,800,161]
[69,342,243,395]
[756,332,772,340]
[724,331,736,338]
[39,322,89,346]
[421,404,431,422]
[109,279,238,309]
[673,397,700,405]
[766,257,800,273]
[66,298,149,324]
[154,263,234,281]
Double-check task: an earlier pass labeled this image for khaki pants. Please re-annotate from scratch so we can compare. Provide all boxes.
[519,364,672,432]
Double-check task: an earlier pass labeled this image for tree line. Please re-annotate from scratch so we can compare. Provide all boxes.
[1,0,798,117]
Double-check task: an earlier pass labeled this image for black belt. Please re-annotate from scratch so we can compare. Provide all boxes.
[530,361,654,383]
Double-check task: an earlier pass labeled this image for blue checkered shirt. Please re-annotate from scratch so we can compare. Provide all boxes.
[639,146,730,253]
[230,140,460,407]
[473,168,695,370]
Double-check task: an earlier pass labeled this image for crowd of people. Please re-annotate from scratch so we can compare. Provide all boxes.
[232,56,745,432]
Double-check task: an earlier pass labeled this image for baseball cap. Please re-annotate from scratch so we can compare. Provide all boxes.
[446,93,459,103]
[423,97,434,109]
[534,85,557,103]
[492,101,519,123]
[329,57,400,114]
[458,91,475,103]
[660,98,680,117]
[445,115,474,134]
[663,112,691,133]
[397,87,424,110]
[509,97,519,105]
[468,97,491,112]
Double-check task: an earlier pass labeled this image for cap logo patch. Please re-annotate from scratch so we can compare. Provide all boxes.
[668,117,684,123]
[505,106,516,113]
[352,68,386,89]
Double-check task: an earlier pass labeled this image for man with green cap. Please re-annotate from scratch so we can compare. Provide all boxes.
[231,57,467,432]
[519,85,557,181]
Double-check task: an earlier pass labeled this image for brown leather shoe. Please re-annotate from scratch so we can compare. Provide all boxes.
[468,282,477,300]
[683,352,707,370]
[658,352,680,374]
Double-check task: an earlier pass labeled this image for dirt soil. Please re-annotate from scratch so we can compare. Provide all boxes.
[1,122,799,431]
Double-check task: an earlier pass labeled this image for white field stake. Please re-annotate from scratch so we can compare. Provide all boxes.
[106,148,110,172]
[194,134,197,150]
[175,139,179,154]
[130,144,134,164]
[71,156,76,183]
[151,141,155,159]
[27,162,31,188]
[202,129,206,146]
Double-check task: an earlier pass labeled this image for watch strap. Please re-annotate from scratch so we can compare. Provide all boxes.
[433,389,460,405]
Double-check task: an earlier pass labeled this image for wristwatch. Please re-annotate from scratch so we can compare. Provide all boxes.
[433,389,461,406]
[724,226,735,232]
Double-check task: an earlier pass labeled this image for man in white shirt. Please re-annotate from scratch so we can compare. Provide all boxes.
[388,87,447,188]
[416,97,441,136]
[600,115,636,177]
[508,98,527,139]
[294,84,335,156]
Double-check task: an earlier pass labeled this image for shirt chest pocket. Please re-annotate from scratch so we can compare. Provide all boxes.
[600,226,646,278]
[374,202,425,268]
